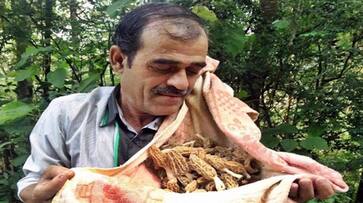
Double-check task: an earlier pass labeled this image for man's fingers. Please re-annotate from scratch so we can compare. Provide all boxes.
[42,165,74,180]
[314,178,335,200]
[33,174,70,200]
[297,178,315,202]
[289,182,299,199]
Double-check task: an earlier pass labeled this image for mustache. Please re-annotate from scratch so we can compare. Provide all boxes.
[152,86,190,97]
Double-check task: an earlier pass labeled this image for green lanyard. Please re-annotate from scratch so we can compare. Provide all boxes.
[113,122,121,167]
[101,108,121,167]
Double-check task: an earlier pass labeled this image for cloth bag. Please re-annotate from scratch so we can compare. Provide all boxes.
[52,57,348,203]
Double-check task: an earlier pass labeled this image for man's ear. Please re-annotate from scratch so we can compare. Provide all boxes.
[109,45,127,74]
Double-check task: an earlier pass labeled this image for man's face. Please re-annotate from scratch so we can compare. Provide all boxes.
[116,21,208,116]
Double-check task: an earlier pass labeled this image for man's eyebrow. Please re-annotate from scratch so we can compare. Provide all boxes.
[151,59,206,68]
[152,59,180,65]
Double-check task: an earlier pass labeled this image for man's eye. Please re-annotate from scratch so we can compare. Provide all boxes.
[152,66,171,73]
[186,69,199,76]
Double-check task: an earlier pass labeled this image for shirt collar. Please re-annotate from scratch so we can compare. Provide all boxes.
[99,85,162,132]
[100,84,120,127]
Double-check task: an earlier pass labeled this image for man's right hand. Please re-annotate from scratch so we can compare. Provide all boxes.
[20,165,74,203]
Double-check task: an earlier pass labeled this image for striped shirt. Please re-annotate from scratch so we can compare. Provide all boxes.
[17,86,162,200]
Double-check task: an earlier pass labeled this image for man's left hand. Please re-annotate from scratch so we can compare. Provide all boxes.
[288,177,335,202]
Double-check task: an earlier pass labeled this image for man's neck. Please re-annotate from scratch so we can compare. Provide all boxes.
[118,97,156,133]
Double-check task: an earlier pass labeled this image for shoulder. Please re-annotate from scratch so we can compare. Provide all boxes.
[45,86,115,123]
[50,86,114,108]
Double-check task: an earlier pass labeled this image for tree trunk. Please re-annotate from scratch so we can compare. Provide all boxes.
[42,0,53,100]
[244,0,278,126]
[356,170,363,203]
[11,0,33,102]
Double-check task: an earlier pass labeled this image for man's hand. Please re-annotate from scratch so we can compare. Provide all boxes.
[20,165,74,203]
[288,177,335,203]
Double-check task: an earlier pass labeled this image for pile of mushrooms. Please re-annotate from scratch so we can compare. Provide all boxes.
[147,135,261,193]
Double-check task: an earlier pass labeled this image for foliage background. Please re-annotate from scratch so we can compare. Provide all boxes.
[0,0,362,202]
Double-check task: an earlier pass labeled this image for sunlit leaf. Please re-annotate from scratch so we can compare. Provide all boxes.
[336,32,352,50]
[47,68,67,88]
[192,6,218,23]
[0,101,33,125]
[24,46,38,56]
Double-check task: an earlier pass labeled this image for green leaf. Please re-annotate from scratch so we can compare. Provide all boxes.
[0,141,11,150]
[237,90,249,99]
[336,32,352,50]
[192,6,218,23]
[10,155,28,167]
[14,66,39,81]
[25,46,38,55]
[262,124,298,136]
[280,139,298,152]
[47,68,67,88]
[224,31,247,57]
[57,61,69,69]
[14,69,32,81]
[78,73,99,92]
[300,136,329,150]
[0,101,33,125]
[106,0,133,17]
[261,135,280,148]
[306,125,324,137]
[300,31,327,37]
[15,46,53,69]
[272,19,289,31]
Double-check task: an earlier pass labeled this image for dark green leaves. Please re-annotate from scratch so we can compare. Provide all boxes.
[78,73,100,92]
[300,136,329,150]
[281,139,299,152]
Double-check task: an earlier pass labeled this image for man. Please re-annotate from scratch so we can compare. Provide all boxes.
[18,3,335,202]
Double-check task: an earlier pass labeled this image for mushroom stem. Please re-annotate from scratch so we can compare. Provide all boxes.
[223,168,243,179]
[213,176,226,191]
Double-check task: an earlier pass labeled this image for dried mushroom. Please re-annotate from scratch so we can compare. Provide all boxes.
[147,135,262,193]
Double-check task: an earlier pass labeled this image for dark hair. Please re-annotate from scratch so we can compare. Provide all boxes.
[112,3,206,66]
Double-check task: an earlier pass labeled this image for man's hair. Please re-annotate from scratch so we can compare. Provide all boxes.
[112,3,206,66]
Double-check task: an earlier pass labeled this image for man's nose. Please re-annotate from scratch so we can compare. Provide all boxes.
[166,70,189,91]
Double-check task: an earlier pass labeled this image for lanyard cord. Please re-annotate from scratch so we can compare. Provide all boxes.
[113,122,121,167]
[101,108,121,167]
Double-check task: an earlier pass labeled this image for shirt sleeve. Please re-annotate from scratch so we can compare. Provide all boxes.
[17,98,71,201]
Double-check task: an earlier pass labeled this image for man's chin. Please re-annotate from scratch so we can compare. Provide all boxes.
[150,104,182,116]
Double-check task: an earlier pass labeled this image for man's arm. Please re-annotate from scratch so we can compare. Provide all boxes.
[20,166,74,203]
[18,99,72,202]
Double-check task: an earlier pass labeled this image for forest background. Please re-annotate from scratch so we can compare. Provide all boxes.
[0,0,362,202]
